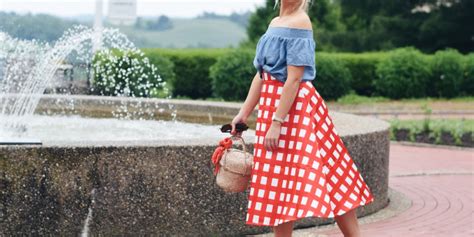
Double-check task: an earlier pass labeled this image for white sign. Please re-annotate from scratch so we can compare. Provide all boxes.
[107,0,137,26]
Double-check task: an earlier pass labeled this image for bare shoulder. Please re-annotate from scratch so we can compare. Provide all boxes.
[269,11,313,30]
[290,11,312,30]
[269,16,280,25]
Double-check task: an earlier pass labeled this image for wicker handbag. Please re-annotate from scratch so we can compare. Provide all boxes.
[211,135,254,193]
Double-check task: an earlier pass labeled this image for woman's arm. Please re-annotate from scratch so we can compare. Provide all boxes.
[272,65,305,122]
[230,71,263,135]
[237,71,264,119]
[264,11,312,150]
[264,65,305,151]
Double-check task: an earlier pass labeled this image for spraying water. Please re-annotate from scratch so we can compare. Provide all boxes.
[0,25,169,138]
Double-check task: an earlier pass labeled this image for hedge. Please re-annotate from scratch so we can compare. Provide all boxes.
[141,49,382,101]
[142,48,231,99]
[321,52,387,96]
[374,47,431,99]
[135,47,472,101]
[462,53,474,96]
[313,55,352,100]
[209,49,255,101]
[429,49,464,98]
[209,51,355,101]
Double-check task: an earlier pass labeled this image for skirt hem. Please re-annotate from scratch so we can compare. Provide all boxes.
[245,196,375,227]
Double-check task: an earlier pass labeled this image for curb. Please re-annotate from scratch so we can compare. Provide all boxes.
[390,140,474,151]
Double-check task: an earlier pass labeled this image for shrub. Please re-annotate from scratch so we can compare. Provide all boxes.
[209,49,255,101]
[145,54,175,83]
[145,55,175,98]
[374,47,431,99]
[429,49,464,98]
[314,55,352,100]
[137,48,470,100]
[92,49,165,98]
[326,52,387,96]
[143,48,230,99]
[462,53,474,96]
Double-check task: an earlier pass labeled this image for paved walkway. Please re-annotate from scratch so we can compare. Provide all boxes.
[252,142,474,237]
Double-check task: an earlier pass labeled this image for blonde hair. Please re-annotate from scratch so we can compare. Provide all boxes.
[274,0,311,13]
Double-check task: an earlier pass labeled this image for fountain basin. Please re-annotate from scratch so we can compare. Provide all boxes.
[0,94,390,236]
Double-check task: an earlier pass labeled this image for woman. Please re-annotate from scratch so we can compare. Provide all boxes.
[230,0,374,236]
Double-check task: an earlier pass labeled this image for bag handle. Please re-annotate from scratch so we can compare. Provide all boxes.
[230,134,247,153]
[222,135,252,176]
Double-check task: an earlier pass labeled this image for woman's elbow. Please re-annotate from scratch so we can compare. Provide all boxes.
[286,76,303,84]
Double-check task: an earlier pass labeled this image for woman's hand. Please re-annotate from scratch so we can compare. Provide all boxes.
[230,112,248,137]
[230,72,262,137]
[264,121,281,151]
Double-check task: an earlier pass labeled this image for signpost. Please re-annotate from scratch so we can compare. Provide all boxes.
[93,0,103,53]
[107,0,137,26]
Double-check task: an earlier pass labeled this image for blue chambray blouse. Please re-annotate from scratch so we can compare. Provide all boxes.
[253,26,316,83]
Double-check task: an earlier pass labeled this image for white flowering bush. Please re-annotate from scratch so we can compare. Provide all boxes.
[92,49,166,97]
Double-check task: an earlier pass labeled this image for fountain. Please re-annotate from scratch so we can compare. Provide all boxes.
[2,25,165,143]
[0,26,391,236]
[0,26,229,145]
[0,32,49,144]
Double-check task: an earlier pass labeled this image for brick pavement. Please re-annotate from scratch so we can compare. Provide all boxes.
[317,174,473,237]
[315,143,474,237]
[250,143,474,237]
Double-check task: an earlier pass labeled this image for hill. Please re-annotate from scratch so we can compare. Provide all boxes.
[0,12,249,48]
[117,18,247,48]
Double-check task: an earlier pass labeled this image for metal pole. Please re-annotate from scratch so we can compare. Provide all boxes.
[91,0,103,91]
[93,0,103,53]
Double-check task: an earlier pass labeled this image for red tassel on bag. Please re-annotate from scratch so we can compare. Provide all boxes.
[211,137,233,175]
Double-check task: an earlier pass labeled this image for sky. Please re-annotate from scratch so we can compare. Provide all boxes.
[0,0,266,18]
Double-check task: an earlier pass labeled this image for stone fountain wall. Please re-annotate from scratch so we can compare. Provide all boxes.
[0,96,390,236]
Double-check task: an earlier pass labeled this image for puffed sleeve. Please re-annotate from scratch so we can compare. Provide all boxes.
[253,52,261,72]
[253,36,265,72]
[286,37,316,67]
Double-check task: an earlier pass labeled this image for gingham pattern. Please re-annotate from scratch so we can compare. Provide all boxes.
[245,71,375,226]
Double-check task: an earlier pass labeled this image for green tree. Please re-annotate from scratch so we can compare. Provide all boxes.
[0,12,79,42]
[338,0,474,53]
[246,0,278,44]
[146,15,173,31]
[246,0,473,53]
[417,0,474,52]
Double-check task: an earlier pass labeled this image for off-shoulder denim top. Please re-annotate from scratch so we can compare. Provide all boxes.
[253,26,316,83]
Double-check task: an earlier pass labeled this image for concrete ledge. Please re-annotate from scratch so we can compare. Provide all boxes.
[0,95,390,236]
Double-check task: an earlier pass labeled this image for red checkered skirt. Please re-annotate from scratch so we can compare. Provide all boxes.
[245,70,375,226]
